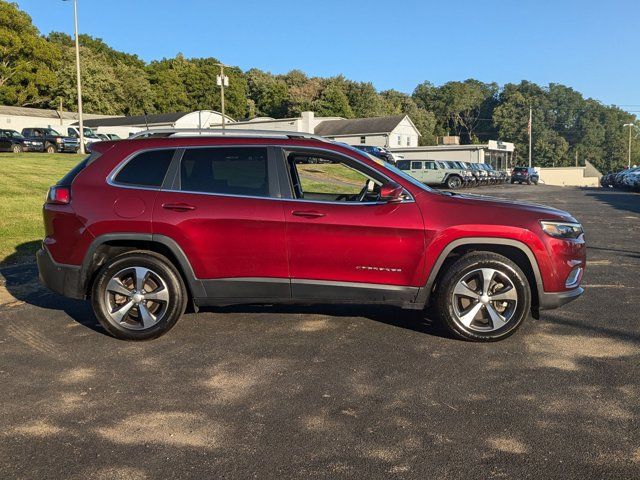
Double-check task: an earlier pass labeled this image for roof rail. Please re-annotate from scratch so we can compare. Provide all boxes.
[128,128,331,142]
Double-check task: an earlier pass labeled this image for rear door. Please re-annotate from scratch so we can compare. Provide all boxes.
[152,146,289,302]
[279,148,426,303]
[0,131,10,151]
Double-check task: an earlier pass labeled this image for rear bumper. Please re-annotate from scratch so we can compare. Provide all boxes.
[36,247,84,299]
[539,286,584,310]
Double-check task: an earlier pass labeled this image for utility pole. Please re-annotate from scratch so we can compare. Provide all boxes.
[65,0,85,154]
[216,64,229,131]
[528,106,532,168]
[623,123,633,168]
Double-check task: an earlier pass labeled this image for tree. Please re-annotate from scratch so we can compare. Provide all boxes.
[0,1,59,106]
[246,68,289,118]
[314,82,353,118]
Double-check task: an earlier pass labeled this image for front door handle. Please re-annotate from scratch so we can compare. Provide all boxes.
[162,203,196,212]
[291,210,326,218]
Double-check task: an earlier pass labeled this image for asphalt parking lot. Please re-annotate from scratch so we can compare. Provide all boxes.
[0,184,638,479]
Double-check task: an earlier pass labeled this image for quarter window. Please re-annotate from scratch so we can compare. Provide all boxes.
[180,147,269,197]
[114,149,175,187]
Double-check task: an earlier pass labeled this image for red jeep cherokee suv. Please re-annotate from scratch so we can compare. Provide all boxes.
[37,131,585,341]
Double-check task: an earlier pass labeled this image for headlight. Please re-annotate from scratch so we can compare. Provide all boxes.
[55,137,62,143]
[540,221,583,239]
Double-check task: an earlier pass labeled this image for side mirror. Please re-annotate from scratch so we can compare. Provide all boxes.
[379,182,403,203]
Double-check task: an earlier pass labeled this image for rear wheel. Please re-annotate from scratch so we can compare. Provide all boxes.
[91,251,187,340]
[435,252,531,342]
[12,144,22,154]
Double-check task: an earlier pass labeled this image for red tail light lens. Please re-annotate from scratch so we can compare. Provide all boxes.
[46,186,71,205]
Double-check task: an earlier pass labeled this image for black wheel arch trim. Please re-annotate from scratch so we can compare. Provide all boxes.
[79,233,206,298]
[415,237,545,308]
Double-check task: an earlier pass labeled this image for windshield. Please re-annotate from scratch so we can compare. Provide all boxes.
[83,127,99,138]
[8,130,24,139]
[44,128,62,136]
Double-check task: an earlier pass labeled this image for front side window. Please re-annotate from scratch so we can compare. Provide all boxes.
[425,162,436,170]
[114,149,175,187]
[396,160,410,170]
[180,147,269,197]
[286,151,389,203]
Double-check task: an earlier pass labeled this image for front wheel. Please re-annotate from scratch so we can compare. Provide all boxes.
[446,176,462,189]
[435,252,531,342]
[91,251,187,340]
[45,144,56,154]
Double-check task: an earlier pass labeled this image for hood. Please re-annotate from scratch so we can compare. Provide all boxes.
[435,191,577,222]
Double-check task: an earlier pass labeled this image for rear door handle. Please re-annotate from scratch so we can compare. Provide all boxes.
[162,203,196,212]
[291,210,326,218]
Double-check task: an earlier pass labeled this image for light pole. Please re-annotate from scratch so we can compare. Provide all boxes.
[215,63,229,131]
[528,106,533,168]
[64,0,85,154]
[623,123,634,168]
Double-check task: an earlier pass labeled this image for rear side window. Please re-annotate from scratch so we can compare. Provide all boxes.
[114,149,175,187]
[180,147,269,197]
[396,160,410,170]
[57,152,102,186]
[411,161,423,170]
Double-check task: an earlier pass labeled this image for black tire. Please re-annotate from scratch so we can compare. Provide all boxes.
[434,251,531,342]
[91,251,187,340]
[446,175,462,189]
[45,144,56,154]
[12,144,23,154]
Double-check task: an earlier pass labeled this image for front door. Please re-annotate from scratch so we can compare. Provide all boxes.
[280,148,426,304]
[153,146,289,301]
[423,161,446,185]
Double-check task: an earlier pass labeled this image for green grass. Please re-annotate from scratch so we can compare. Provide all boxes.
[0,152,84,266]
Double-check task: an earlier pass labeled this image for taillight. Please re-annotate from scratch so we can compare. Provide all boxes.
[46,186,71,205]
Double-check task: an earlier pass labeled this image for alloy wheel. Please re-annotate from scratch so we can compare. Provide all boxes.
[104,266,170,330]
[451,268,518,332]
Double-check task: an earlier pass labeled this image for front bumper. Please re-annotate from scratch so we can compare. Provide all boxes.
[36,247,84,299]
[539,286,584,310]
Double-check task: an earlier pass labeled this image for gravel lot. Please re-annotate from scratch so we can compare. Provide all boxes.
[0,185,638,479]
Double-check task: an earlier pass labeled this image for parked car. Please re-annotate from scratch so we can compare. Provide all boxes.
[37,131,585,342]
[66,126,101,150]
[478,163,503,185]
[352,145,395,164]
[467,162,490,185]
[441,161,475,188]
[511,166,539,185]
[0,129,44,153]
[21,127,80,153]
[396,159,467,189]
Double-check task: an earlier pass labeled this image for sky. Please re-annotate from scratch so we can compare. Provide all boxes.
[14,0,640,113]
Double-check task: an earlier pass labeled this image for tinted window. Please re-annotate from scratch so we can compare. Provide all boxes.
[180,147,269,197]
[514,167,527,172]
[114,149,175,187]
[396,160,410,170]
[411,161,423,170]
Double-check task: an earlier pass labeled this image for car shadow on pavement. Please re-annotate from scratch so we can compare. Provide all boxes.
[203,303,450,339]
[2,242,447,339]
[0,242,107,336]
[583,188,640,215]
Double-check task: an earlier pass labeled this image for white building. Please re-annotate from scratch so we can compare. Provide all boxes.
[0,105,114,134]
[223,111,421,148]
[81,110,235,138]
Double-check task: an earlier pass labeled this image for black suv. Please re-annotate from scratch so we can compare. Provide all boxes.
[511,167,539,185]
[0,129,44,153]
[21,127,80,154]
